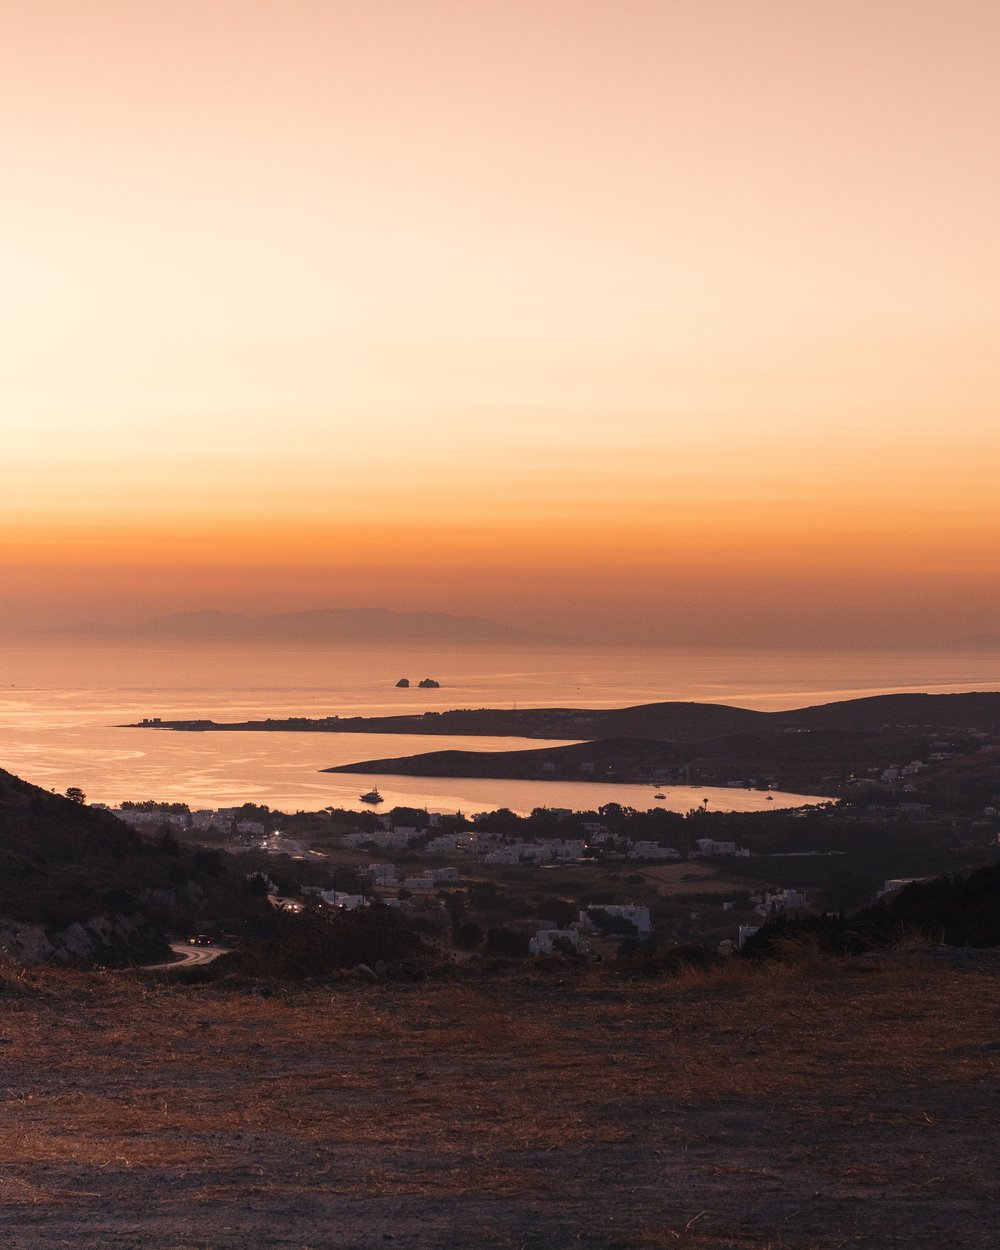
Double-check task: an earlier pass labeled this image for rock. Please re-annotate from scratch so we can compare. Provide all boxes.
[395,678,410,688]
[0,913,169,969]
[418,678,440,688]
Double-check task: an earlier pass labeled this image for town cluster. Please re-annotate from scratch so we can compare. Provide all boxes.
[340,817,750,865]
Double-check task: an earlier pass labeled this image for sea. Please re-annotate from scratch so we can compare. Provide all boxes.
[2,636,998,817]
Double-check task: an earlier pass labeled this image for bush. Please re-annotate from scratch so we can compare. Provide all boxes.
[236,906,418,979]
[484,926,530,958]
[618,941,725,978]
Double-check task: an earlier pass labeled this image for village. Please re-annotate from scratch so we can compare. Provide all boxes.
[96,787,993,960]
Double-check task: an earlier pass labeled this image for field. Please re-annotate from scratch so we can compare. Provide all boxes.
[633,861,756,896]
[0,951,997,1249]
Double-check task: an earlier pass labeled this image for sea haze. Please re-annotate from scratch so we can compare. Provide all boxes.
[1,636,998,813]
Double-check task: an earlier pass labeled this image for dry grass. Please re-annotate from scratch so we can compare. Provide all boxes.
[637,862,760,897]
[0,958,997,1248]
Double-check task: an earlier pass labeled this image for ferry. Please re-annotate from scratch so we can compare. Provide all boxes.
[359,789,383,804]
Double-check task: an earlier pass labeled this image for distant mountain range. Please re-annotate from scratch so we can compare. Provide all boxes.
[63,608,532,644]
[941,634,1000,651]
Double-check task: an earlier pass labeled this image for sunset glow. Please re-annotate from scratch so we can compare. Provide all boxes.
[3,0,999,643]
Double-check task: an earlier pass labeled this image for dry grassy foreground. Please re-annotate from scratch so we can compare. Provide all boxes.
[0,954,998,1250]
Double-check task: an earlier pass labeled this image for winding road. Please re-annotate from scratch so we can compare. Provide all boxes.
[143,942,230,971]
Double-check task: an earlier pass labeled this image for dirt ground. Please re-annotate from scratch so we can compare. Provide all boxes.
[635,861,757,897]
[0,952,997,1250]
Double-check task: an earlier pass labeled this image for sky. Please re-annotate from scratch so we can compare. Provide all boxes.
[2,0,999,645]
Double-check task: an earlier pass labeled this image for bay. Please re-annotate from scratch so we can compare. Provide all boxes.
[1,635,997,814]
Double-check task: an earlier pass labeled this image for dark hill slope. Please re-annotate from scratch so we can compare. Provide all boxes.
[0,768,156,926]
[786,692,1000,732]
[0,767,268,961]
[746,862,1000,955]
[324,727,910,793]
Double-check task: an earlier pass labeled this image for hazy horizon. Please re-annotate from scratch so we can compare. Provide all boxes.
[4,2,999,646]
[4,602,1000,653]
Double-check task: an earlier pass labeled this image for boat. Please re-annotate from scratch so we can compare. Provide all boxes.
[765,795,774,801]
[359,789,383,804]
[654,793,666,800]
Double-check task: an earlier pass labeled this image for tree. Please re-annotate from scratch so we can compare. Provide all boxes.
[468,880,500,909]
[537,897,577,927]
[65,787,86,805]
[455,921,483,950]
[439,890,466,938]
[586,908,638,938]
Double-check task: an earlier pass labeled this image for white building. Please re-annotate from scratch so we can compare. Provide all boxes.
[485,845,524,865]
[320,890,366,910]
[693,838,748,858]
[342,829,416,850]
[761,889,808,913]
[529,929,585,955]
[579,905,652,938]
[117,809,188,829]
[465,830,502,853]
[627,841,680,860]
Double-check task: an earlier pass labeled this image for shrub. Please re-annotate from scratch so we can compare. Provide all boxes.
[236,906,418,979]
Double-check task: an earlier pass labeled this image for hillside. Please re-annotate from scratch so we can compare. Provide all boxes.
[323,726,920,794]
[785,691,1000,732]
[0,767,269,965]
[325,725,900,780]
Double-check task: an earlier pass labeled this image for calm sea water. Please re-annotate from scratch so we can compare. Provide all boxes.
[1,636,997,815]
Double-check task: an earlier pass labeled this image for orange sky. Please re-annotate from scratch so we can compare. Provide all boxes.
[2,1,999,644]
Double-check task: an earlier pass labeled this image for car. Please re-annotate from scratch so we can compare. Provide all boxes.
[187,934,213,946]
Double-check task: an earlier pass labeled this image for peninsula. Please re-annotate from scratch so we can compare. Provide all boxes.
[125,691,1000,741]
[128,692,1000,796]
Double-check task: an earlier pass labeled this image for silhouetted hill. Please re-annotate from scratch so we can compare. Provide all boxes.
[144,701,769,740]
[72,607,531,643]
[0,767,269,964]
[323,726,910,794]
[143,691,1000,743]
[745,862,1000,955]
[786,692,1000,732]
